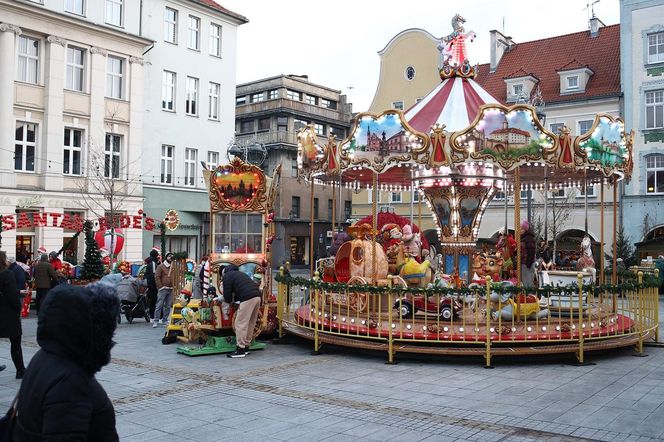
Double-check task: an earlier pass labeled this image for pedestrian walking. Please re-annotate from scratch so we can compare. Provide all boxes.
[221,264,262,358]
[153,252,174,327]
[0,252,25,378]
[520,219,536,288]
[33,253,57,313]
[144,249,160,319]
[14,283,119,440]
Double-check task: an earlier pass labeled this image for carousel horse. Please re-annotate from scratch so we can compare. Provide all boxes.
[576,235,596,280]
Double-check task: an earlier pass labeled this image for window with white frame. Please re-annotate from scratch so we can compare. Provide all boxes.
[291,157,298,177]
[550,188,566,198]
[268,89,278,100]
[576,184,596,198]
[512,84,523,96]
[236,96,246,105]
[251,92,264,103]
[65,0,84,15]
[185,76,198,116]
[314,123,325,135]
[321,98,336,109]
[63,128,82,175]
[578,120,593,135]
[160,144,173,184]
[65,46,85,92]
[184,148,197,186]
[392,101,404,110]
[493,191,506,201]
[164,7,178,43]
[566,75,579,90]
[648,32,664,64]
[106,56,124,99]
[520,189,532,200]
[390,192,402,203]
[208,82,220,120]
[162,71,176,111]
[286,89,302,101]
[305,95,317,105]
[207,151,219,169]
[105,0,123,26]
[17,36,39,84]
[647,154,664,194]
[209,23,221,57]
[104,134,121,178]
[412,190,420,203]
[646,90,664,129]
[187,15,200,50]
[549,123,564,134]
[14,122,36,172]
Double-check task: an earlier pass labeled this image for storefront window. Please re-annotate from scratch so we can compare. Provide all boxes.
[214,212,263,254]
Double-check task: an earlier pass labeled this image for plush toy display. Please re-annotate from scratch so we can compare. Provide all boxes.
[401,225,422,261]
[399,257,433,288]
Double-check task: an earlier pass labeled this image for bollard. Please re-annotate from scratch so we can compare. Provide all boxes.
[636,272,644,355]
[312,271,320,354]
[577,273,585,364]
[386,277,395,364]
[277,266,285,339]
[656,269,660,344]
[485,277,493,368]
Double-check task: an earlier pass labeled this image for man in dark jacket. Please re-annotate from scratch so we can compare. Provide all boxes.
[14,283,119,440]
[144,249,160,319]
[221,264,262,358]
[520,220,537,288]
[33,254,57,313]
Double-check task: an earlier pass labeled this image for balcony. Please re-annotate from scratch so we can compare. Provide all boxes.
[235,130,298,147]
[236,98,350,123]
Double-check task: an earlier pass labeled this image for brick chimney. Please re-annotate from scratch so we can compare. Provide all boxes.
[489,30,514,73]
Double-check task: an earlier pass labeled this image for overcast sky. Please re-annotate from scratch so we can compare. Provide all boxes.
[222,0,620,112]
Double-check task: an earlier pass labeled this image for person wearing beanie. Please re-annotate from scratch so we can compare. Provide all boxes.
[153,252,174,327]
[14,283,119,440]
[144,249,160,319]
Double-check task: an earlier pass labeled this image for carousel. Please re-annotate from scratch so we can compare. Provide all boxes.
[276,16,660,365]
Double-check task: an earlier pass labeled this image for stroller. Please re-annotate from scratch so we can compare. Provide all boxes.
[117,275,150,324]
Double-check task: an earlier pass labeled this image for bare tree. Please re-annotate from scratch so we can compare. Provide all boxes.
[532,189,575,261]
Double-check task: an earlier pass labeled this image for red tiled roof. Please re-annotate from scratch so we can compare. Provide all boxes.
[476,24,620,105]
[189,0,248,23]
[503,68,538,80]
[556,58,591,72]
[490,127,531,137]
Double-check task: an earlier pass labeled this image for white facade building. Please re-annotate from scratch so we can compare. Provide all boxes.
[0,0,150,263]
[140,0,247,259]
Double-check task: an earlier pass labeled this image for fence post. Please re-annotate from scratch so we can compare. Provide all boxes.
[636,271,644,355]
[312,271,320,354]
[387,277,395,364]
[576,273,585,364]
[485,276,493,368]
[656,269,660,344]
[277,266,285,339]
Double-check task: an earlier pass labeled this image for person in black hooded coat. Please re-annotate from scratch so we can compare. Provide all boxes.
[14,283,120,441]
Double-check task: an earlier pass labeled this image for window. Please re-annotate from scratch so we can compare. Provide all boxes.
[306,95,317,105]
[294,119,307,131]
[277,116,288,132]
[251,92,264,103]
[291,158,298,177]
[512,84,523,96]
[209,23,221,57]
[549,123,564,134]
[493,191,506,201]
[648,32,664,64]
[550,188,566,198]
[164,7,178,44]
[327,199,333,221]
[208,82,220,120]
[321,98,337,109]
[160,145,173,184]
[344,201,351,220]
[413,190,420,203]
[184,148,197,186]
[330,126,345,139]
[291,196,300,218]
[162,71,176,111]
[647,155,664,194]
[106,56,124,99]
[63,128,82,175]
[314,123,325,136]
[313,198,319,219]
[578,120,593,135]
[258,118,270,131]
[185,76,198,116]
[390,192,402,203]
[187,15,200,50]
[392,101,404,111]
[646,90,664,129]
[520,189,532,200]
[104,134,121,178]
[14,122,36,172]
[236,96,246,105]
[577,184,596,198]
[66,46,85,92]
[405,66,416,81]
[213,212,263,254]
[65,0,84,15]
[17,36,39,84]
[207,151,219,169]
[566,75,579,90]
[268,89,278,100]
[240,120,254,133]
[286,89,302,101]
[105,0,123,26]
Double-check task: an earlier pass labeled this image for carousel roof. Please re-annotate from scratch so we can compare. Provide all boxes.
[404,76,499,133]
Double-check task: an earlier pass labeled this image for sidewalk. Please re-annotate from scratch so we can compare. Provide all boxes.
[0,303,663,441]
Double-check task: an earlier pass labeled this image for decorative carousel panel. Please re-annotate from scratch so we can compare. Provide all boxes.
[338,110,429,173]
[267,164,282,212]
[450,104,557,171]
[574,114,632,178]
[297,125,326,178]
[208,158,268,213]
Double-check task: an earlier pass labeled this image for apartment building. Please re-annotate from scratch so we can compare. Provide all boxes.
[235,75,353,267]
[0,0,150,262]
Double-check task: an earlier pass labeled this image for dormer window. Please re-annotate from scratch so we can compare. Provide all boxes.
[513,84,523,96]
[566,75,579,90]
[503,71,538,103]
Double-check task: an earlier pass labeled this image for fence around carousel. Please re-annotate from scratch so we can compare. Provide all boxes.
[276,269,660,366]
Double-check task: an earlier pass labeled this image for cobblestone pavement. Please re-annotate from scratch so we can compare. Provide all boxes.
[0,294,663,441]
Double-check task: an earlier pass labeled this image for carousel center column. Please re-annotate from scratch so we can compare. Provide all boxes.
[0,23,22,189]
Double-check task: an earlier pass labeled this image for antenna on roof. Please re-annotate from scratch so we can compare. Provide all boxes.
[347,86,354,102]
[502,17,505,34]
[583,0,600,20]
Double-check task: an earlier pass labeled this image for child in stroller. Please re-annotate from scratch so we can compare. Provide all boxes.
[117,273,150,324]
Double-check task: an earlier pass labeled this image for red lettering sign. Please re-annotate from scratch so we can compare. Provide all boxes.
[144,217,155,231]
[16,213,31,229]
[49,213,62,227]
[32,213,48,227]
[2,215,15,231]
[132,216,142,229]
[120,215,131,228]
[59,213,72,230]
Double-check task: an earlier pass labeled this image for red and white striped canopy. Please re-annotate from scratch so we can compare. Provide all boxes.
[404,77,498,133]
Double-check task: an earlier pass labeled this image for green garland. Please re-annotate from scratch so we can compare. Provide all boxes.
[159,222,167,256]
[275,274,659,298]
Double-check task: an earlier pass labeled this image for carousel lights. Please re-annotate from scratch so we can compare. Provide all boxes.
[443,326,449,332]
[459,327,464,332]
[406,324,412,330]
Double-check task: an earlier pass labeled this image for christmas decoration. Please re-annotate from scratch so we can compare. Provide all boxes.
[81,220,104,281]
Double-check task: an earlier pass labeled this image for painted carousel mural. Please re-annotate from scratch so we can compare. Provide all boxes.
[270,16,660,365]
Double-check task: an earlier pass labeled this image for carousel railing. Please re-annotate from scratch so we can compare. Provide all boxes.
[275,268,660,366]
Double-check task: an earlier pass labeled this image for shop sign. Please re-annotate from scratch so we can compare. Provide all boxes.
[1,212,159,232]
[164,209,180,231]
[17,195,44,208]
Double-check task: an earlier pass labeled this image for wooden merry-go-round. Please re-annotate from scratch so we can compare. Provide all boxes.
[274,17,660,366]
